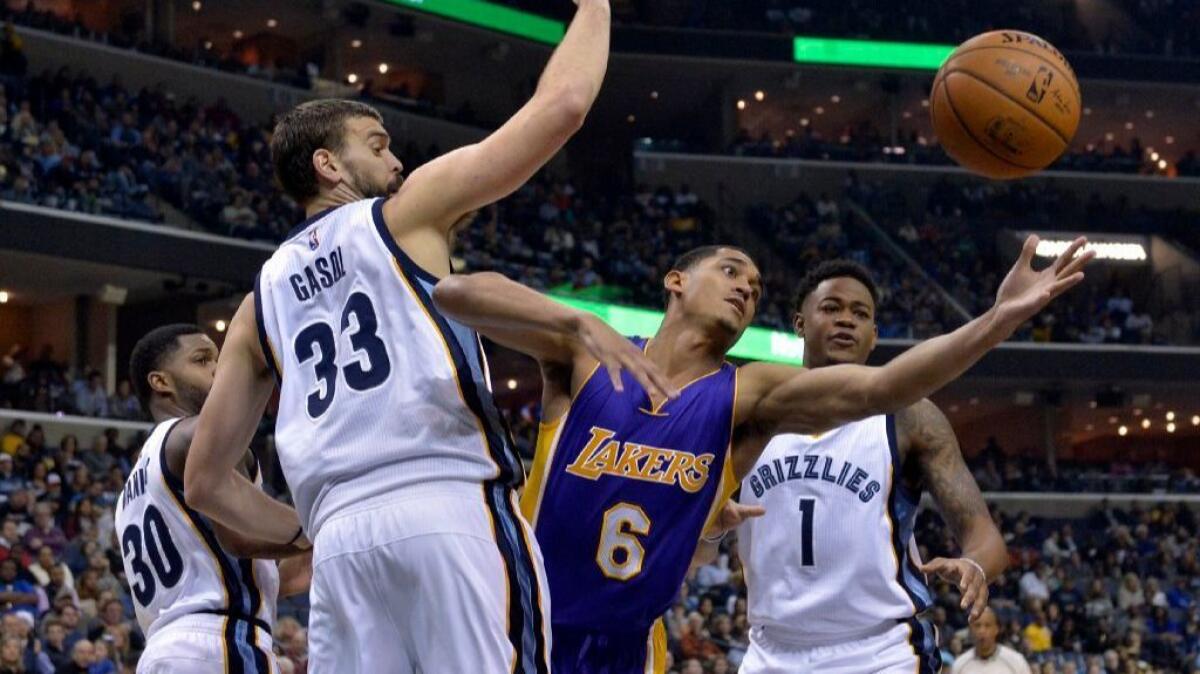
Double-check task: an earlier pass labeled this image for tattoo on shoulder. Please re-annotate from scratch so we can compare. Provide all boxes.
[900,400,988,537]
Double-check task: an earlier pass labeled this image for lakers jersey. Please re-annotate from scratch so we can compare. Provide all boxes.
[737,415,934,644]
[522,340,738,632]
[114,419,279,648]
[255,199,522,537]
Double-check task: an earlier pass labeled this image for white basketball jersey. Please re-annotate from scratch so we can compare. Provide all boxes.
[255,198,523,536]
[114,419,279,640]
[737,415,932,643]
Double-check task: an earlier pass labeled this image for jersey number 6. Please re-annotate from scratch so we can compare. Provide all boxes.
[597,502,651,581]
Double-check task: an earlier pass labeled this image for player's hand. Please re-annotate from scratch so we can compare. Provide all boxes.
[993,234,1093,328]
[710,501,766,538]
[575,314,679,401]
[279,550,314,598]
[919,557,988,622]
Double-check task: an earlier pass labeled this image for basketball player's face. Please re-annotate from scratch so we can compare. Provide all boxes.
[671,251,762,339]
[161,334,219,415]
[338,117,404,199]
[796,277,877,368]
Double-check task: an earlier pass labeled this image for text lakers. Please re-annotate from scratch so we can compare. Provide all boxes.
[565,426,714,493]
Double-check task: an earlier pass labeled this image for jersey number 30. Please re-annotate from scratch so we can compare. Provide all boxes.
[294,292,392,418]
[122,505,184,606]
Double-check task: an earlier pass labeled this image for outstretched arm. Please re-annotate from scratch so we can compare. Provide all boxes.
[433,272,675,399]
[185,296,308,548]
[901,400,1006,622]
[742,236,1093,435]
[384,0,610,235]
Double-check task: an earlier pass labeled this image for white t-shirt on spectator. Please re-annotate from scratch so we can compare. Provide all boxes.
[1019,571,1050,601]
[951,645,1032,674]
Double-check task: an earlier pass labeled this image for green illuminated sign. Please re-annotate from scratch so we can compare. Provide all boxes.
[384,0,565,45]
[552,296,804,366]
[793,37,954,70]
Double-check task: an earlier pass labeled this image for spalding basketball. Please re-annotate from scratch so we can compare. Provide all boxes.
[930,30,1081,180]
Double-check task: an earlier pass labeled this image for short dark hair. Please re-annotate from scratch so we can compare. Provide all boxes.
[129,324,205,407]
[792,260,880,315]
[270,99,384,203]
[664,245,753,305]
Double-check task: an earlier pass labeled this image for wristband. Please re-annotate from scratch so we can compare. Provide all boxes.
[962,557,986,582]
[701,530,726,544]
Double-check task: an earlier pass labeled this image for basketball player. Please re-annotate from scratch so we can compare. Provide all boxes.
[182,2,672,672]
[115,325,310,673]
[430,236,1091,673]
[725,260,1006,674]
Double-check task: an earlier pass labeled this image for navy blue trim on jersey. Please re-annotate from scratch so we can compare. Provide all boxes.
[371,197,441,284]
[253,273,281,383]
[160,446,271,674]
[372,197,546,672]
[885,414,934,613]
[283,204,340,242]
[904,616,943,674]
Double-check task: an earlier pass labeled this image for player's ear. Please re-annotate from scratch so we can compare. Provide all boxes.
[147,371,173,398]
[663,269,685,303]
[792,312,804,338]
[312,148,342,188]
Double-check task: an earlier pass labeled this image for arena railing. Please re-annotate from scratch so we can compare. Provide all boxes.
[0,408,152,452]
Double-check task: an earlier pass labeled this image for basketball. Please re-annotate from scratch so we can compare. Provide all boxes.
[931,30,1082,180]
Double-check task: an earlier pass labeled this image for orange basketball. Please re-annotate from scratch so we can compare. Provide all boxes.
[930,30,1082,180]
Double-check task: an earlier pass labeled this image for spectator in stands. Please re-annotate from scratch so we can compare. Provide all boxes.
[22,504,64,557]
[40,618,69,671]
[952,607,1032,673]
[0,560,36,621]
[1019,562,1051,603]
[0,456,25,497]
[71,375,105,419]
[0,423,24,458]
[58,638,92,674]
[105,382,138,421]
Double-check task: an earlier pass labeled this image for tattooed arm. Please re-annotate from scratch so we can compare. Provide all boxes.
[900,399,1007,621]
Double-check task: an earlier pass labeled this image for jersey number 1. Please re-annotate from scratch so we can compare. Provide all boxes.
[798,497,816,567]
[294,291,392,418]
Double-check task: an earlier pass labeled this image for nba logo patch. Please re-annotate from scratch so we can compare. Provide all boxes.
[308,229,320,251]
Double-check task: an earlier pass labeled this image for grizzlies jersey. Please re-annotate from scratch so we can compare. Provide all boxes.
[114,419,279,647]
[256,199,523,536]
[522,339,738,633]
[738,415,935,645]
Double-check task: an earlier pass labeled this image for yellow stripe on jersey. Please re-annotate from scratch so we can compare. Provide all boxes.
[645,618,667,674]
[701,367,740,534]
[520,415,565,528]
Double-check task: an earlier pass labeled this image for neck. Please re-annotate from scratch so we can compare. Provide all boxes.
[306,186,361,217]
[150,399,195,423]
[648,313,730,382]
[976,642,997,658]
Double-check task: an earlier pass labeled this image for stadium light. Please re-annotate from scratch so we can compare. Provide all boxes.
[1192,415,1200,426]
[552,296,804,365]
[1141,419,1151,430]
[1033,239,1147,263]
[0,290,8,304]
[506,379,517,390]
[378,63,389,74]
[793,37,954,70]
[1118,425,1128,436]
[1167,411,1176,421]
[1167,422,1177,433]
[215,320,227,333]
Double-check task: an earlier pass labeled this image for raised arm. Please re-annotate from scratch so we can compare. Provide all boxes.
[901,399,1006,622]
[742,235,1093,435]
[384,0,610,235]
[432,272,675,399]
[184,296,308,548]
